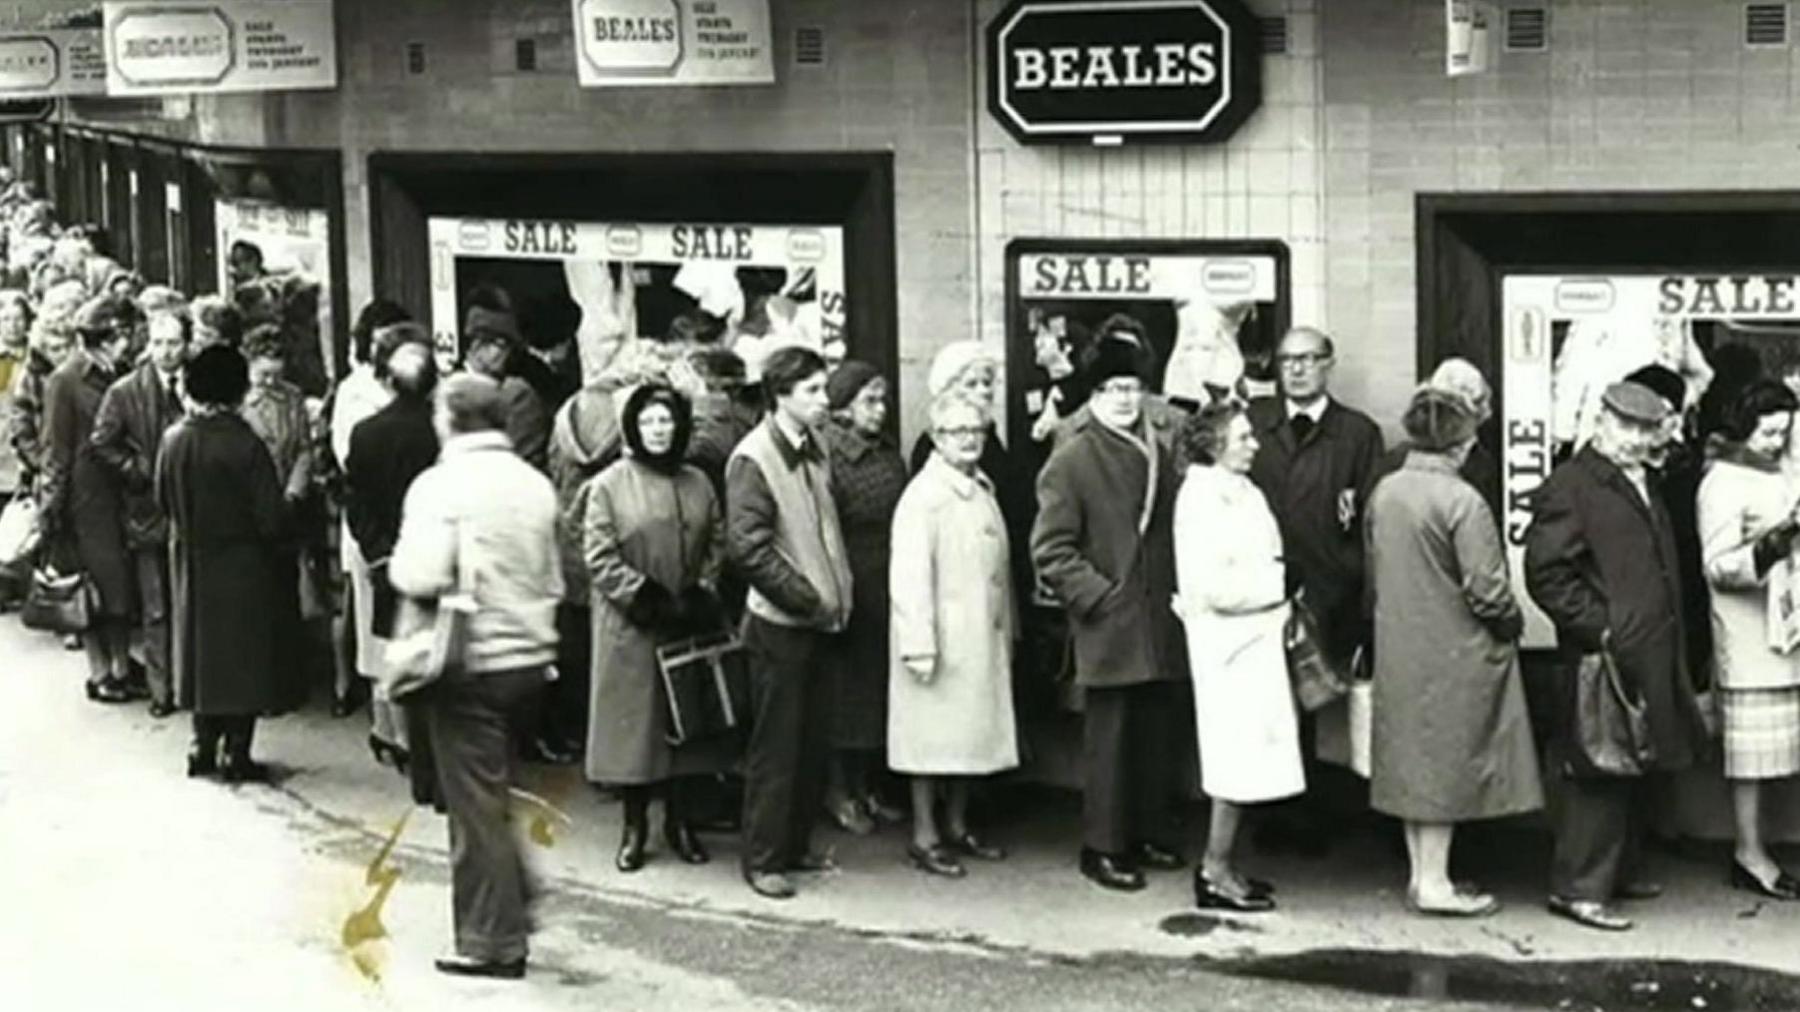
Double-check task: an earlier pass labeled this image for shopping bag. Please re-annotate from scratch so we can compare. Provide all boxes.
[21,566,92,635]
[0,497,41,569]
[656,630,751,746]
[1285,592,1349,712]
[380,590,473,702]
[1565,646,1654,778]
[1314,646,1371,777]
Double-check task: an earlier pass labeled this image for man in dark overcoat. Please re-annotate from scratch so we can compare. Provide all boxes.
[1524,380,1708,932]
[1032,335,1186,892]
[90,310,189,716]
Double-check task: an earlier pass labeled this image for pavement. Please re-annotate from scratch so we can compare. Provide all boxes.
[7,612,1800,1011]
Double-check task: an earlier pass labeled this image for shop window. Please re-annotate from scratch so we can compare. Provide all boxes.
[217,199,334,395]
[426,216,847,382]
[1004,238,1289,462]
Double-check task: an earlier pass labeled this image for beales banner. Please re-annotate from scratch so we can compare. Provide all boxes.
[0,29,106,99]
[571,0,774,87]
[102,0,336,97]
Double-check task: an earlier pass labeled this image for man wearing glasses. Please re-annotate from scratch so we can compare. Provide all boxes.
[1247,326,1385,854]
[1032,335,1186,892]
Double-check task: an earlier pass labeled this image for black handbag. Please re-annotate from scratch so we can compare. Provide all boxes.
[1284,592,1350,712]
[656,629,751,746]
[1566,646,1655,778]
[21,566,93,635]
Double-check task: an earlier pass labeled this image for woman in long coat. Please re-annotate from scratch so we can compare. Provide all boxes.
[40,296,136,702]
[1173,401,1302,912]
[583,383,730,872]
[1697,379,1800,899]
[157,345,304,782]
[1367,388,1542,916]
[889,393,1018,878]
[822,359,909,834]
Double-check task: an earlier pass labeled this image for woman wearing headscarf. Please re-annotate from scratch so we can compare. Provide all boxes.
[889,392,1019,877]
[0,289,33,514]
[1697,379,1800,900]
[583,383,731,871]
[1366,387,1542,916]
[158,345,305,781]
[820,359,909,834]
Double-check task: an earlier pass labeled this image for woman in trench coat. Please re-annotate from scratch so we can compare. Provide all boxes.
[583,383,731,872]
[1366,387,1542,916]
[888,393,1018,878]
[157,345,304,782]
[1172,400,1302,913]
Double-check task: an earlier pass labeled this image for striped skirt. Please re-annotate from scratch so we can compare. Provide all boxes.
[1722,687,1800,780]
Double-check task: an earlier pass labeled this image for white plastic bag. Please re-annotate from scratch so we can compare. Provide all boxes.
[0,496,41,569]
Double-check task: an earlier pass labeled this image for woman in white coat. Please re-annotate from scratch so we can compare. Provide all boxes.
[888,393,1019,879]
[1698,378,1800,900]
[1172,400,1304,912]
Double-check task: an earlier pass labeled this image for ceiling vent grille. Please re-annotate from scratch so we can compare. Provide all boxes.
[1259,16,1289,55]
[793,26,826,66]
[1503,7,1549,52]
[1746,3,1789,46]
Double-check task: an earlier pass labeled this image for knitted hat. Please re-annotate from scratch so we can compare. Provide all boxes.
[826,359,881,410]
[926,341,997,400]
[1402,386,1479,452]
[1082,335,1151,387]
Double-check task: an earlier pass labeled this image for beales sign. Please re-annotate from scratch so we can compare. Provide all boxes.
[987,0,1261,145]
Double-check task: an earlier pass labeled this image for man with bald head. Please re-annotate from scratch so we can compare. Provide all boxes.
[1246,326,1385,852]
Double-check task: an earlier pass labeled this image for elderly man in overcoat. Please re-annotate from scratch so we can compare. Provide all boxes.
[1525,380,1709,932]
[1032,334,1186,892]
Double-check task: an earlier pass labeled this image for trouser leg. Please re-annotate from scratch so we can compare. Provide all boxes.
[1126,681,1174,849]
[550,604,590,748]
[740,618,809,876]
[1082,685,1132,855]
[191,713,224,759]
[787,633,834,863]
[427,667,538,964]
[134,550,170,706]
[1551,773,1633,902]
[222,715,257,762]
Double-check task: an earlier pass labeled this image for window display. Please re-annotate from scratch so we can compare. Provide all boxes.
[215,197,332,393]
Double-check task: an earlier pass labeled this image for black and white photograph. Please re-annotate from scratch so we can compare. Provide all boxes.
[8,1,1800,1010]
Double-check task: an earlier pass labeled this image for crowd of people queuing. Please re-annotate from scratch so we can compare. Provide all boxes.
[9,161,1800,981]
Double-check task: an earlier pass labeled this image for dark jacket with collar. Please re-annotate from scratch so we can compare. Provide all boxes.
[343,395,440,564]
[725,417,853,631]
[1246,395,1383,662]
[89,362,185,549]
[1030,410,1183,689]
[1522,445,1705,773]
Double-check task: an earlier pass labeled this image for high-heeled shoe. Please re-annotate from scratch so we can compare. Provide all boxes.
[86,678,131,704]
[1193,869,1276,912]
[1730,859,1800,900]
[367,734,408,771]
[664,821,710,865]
[616,824,648,872]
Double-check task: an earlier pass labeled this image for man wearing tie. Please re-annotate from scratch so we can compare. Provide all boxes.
[1246,326,1385,851]
[91,310,191,718]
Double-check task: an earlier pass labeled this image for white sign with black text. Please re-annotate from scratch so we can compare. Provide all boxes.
[102,0,336,97]
[571,0,774,87]
[0,28,106,99]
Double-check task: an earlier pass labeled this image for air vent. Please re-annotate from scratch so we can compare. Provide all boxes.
[793,26,825,66]
[405,41,426,75]
[1746,3,1789,46]
[1503,7,1548,52]
[1259,16,1289,55]
[515,37,537,72]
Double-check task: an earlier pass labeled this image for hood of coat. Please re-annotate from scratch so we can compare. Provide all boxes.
[550,384,624,470]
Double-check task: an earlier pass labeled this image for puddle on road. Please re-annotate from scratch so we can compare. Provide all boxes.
[1191,948,1800,1011]
[1157,913,1262,938]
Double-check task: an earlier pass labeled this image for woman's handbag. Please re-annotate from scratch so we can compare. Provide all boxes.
[1567,644,1655,778]
[21,566,92,634]
[1284,592,1350,712]
[656,629,751,746]
[0,497,40,570]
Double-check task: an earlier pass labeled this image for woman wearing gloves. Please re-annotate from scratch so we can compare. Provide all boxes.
[583,383,731,872]
[888,393,1019,878]
[1171,400,1301,912]
[1698,378,1800,899]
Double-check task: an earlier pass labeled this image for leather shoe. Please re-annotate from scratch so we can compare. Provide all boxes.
[1730,860,1800,900]
[789,851,838,874]
[907,843,967,878]
[1079,849,1145,892]
[945,831,1006,862]
[148,699,177,719]
[1547,895,1634,931]
[746,870,796,899]
[663,821,710,865]
[524,737,577,765]
[828,798,875,836]
[1614,878,1666,901]
[86,678,131,704]
[220,758,268,784]
[1194,870,1276,913]
[434,954,525,980]
[1134,841,1186,871]
[185,745,217,778]
[616,825,647,872]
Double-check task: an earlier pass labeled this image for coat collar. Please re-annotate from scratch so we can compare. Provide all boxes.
[1574,444,1658,519]
[924,450,993,500]
[764,415,823,470]
[442,431,513,458]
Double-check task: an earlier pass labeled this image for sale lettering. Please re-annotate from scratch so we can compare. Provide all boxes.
[1030,256,1153,295]
[1013,42,1218,90]
[672,225,754,260]
[1504,418,1550,546]
[504,220,578,255]
[1657,275,1800,317]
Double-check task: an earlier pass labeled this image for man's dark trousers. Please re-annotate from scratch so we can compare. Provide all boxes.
[1552,771,1653,902]
[741,616,835,876]
[1082,680,1176,855]
[134,548,171,706]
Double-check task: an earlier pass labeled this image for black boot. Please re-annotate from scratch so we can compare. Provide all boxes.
[220,718,267,784]
[616,786,650,872]
[188,716,221,778]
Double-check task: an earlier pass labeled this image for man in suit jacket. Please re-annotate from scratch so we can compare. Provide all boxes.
[90,310,188,715]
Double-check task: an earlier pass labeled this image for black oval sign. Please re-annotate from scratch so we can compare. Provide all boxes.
[987,0,1261,145]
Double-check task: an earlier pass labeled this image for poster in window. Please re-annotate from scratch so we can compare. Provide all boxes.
[215,198,333,395]
[425,216,847,384]
[1502,273,1800,647]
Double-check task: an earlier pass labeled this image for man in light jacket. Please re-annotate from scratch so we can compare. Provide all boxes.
[389,372,562,980]
[727,345,853,900]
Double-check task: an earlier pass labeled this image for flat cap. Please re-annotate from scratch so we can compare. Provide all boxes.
[1601,380,1672,425]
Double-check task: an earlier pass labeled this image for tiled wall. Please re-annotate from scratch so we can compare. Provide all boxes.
[1321,0,1800,436]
